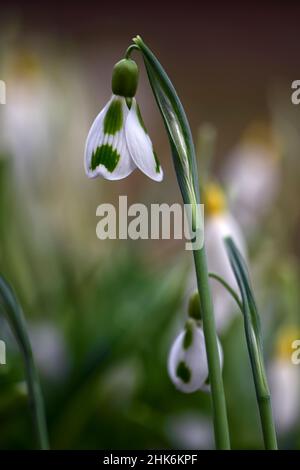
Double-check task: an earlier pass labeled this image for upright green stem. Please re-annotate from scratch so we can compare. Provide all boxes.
[258,395,278,449]
[130,36,230,449]
[193,248,230,449]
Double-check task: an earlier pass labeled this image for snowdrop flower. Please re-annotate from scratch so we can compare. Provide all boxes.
[205,183,246,332]
[165,412,214,449]
[222,122,280,232]
[85,58,163,182]
[268,327,300,435]
[29,321,70,382]
[186,183,246,332]
[0,51,54,187]
[168,318,222,393]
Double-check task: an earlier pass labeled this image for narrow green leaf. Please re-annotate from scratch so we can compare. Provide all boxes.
[224,238,267,396]
[0,275,49,449]
[224,237,278,449]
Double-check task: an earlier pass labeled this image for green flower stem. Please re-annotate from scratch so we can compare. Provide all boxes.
[193,249,230,449]
[258,395,278,450]
[129,36,230,449]
[0,276,49,450]
[209,272,243,311]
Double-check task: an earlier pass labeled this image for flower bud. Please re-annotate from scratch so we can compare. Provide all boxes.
[111,59,139,98]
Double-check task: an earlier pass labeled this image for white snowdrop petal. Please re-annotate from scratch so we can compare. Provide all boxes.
[84,96,112,178]
[84,95,136,180]
[205,213,246,332]
[168,326,209,393]
[125,99,163,182]
[268,359,300,434]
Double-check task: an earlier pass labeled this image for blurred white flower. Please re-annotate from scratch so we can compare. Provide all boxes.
[268,328,300,434]
[29,321,70,382]
[168,319,222,393]
[100,358,141,405]
[0,51,56,191]
[165,412,214,449]
[187,183,246,333]
[222,122,281,232]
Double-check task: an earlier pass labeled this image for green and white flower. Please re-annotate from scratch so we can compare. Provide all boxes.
[84,59,163,181]
[168,318,223,394]
[168,320,206,393]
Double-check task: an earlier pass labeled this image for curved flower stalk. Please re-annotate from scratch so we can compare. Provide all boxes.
[268,327,300,434]
[85,59,163,181]
[168,318,223,394]
[84,36,230,449]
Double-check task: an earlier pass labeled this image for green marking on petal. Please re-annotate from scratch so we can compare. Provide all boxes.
[176,361,191,383]
[136,103,148,134]
[104,99,123,135]
[91,145,120,172]
[153,151,161,173]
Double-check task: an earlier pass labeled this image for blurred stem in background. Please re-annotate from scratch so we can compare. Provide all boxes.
[196,123,217,188]
[0,276,49,450]
[225,238,278,450]
[130,36,230,449]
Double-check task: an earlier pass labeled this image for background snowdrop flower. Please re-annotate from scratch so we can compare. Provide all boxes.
[268,327,300,435]
[222,122,281,233]
[29,321,70,382]
[84,58,163,181]
[204,183,246,332]
[168,319,209,393]
[0,50,56,191]
[186,183,246,333]
[168,318,222,394]
[165,412,214,449]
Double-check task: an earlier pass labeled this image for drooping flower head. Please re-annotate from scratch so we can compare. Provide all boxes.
[168,317,223,394]
[84,58,163,181]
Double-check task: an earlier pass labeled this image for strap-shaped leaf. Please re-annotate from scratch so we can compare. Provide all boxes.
[225,237,277,449]
[225,238,268,396]
[0,275,49,449]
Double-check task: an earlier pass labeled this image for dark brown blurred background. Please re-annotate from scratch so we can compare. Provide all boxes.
[1,0,300,159]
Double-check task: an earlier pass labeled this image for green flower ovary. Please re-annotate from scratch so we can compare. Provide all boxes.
[112,59,139,98]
